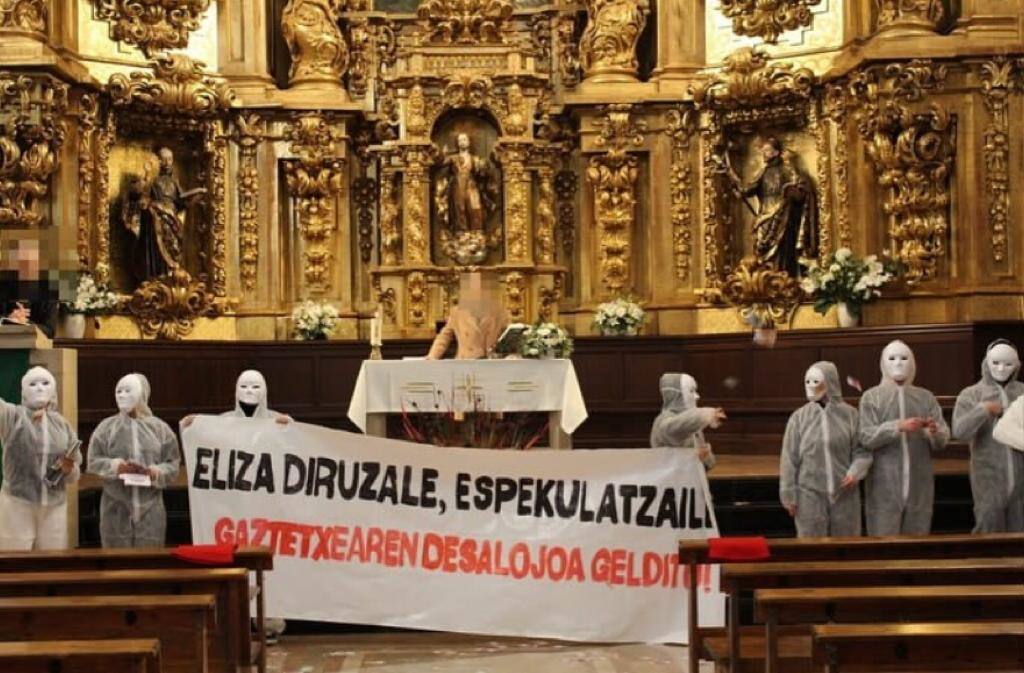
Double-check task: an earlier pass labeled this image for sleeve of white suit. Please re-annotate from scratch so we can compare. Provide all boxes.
[779,413,801,507]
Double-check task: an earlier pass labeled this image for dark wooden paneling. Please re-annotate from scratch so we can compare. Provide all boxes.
[58,321,1024,455]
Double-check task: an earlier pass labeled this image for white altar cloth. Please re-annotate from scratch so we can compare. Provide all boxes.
[347,359,588,435]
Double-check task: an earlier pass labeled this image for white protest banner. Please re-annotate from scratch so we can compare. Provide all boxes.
[182,417,725,643]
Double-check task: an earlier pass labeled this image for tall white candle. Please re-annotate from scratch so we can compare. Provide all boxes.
[371,307,382,346]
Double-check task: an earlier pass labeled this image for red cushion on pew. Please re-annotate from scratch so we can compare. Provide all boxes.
[172,544,237,565]
[707,536,770,561]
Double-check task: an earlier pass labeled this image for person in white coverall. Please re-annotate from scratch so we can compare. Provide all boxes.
[650,373,726,471]
[182,369,290,642]
[0,367,81,550]
[780,361,872,537]
[957,340,1024,532]
[87,373,180,548]
[858,340,949,536]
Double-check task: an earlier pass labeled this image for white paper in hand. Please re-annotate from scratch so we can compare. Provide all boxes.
[120,473,152,488]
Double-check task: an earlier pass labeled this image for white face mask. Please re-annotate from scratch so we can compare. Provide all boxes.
[22,371,54,410]
[805,366,826,402]
[115,375,143,414]
[986,344,1019,384]
[236,371,265,406]
[680,374,699,408]
[882,342,913,384]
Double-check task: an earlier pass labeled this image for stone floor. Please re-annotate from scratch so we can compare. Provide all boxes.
[266,633,694,673]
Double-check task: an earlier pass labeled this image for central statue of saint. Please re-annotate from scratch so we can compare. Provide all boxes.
[439,133,493,233]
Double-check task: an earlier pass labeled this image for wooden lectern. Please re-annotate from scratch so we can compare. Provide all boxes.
[0,325,79,546]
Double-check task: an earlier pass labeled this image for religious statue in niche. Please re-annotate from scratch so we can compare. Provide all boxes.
[120,146,207,285]
[434,132,500,265]
[721,137,818,277]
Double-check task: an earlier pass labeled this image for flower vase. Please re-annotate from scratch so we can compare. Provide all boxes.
[62,313,86,339]
[600,325,639,337]
[836,302,860,328]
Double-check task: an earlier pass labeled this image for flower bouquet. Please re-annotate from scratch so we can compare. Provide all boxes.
[292,300,340,340]
[593,297,645,336]
[61,273,120,337]
[800,249,897,327]
[520,322,574,359]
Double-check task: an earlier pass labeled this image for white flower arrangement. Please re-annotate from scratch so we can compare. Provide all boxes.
[66,273,119,314]
[292,299,340,340]
[520,322,574,359]
[593,297,645,336]
[800,248,897,317]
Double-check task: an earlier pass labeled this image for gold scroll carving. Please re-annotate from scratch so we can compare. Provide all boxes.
[281,0,349,87]
[107,54,234,115]
[979,58,1018,266]
[77,95,99,268]
[92,0,211,57]
[580,0,649,83]
[0,0,46,33]
[535,166,557,265]
[416,0,513,44]
[234,113,264,291]
[718,0,821,44]
[0,73,67,228]
[379,173,402,266]
[127,267,217,339]
[407,270,428,326]
[504,270,525,321]
[665,107,695,281]
[876,0,943,35]
[721,256,802,329]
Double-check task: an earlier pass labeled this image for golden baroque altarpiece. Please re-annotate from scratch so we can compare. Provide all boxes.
[3,0,1024,339]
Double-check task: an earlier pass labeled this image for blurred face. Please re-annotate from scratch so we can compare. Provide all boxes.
[680,374,699,408]
[805,366,826,402]
[882,341,913,384]
[158,148,173,170]
[987,344,1019,383]
[115,375,143,413]
[14,240,40,279]
[457,134,470,151]
[22,369,54,410]
[236,371,265,406]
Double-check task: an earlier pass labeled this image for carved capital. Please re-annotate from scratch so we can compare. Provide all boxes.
[108,54,234,115]
[0,0,46,34]
[416,0,513,44]
[692,47,815,111]
[875,0,944,36]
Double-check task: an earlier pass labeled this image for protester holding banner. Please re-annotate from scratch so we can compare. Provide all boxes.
[650,373,726,470]
[0,367,81,550]
[780,361,872,537]
[87,373,180,548]
[183,369,290,643]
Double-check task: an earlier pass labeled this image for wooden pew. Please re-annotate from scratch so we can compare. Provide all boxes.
[0,638,162,673]
[0,547,272,673]
[0,594,216,673]
[756,585,1024,673]
[678,534,1024,673]
[0,568,248,673]
[812,622,1024,673]
[718,557,1024,673]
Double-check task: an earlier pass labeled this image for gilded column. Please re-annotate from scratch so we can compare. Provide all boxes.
[654,0,704,81]
[218,0,275,97]
[500,144,532,264]
[281,0,349,98]
[402,147,430,265]
[535,165,557,265]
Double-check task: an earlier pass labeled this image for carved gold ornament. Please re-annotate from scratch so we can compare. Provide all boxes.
[234,113,265,291]
[876,0,943,34]
[407,271,428,326]
[379,173,402,266]
[0,73,68,228]
[718,0,821,44]
[823,85,852,249]
[721,256,802,329]
[979,58,1018,265]
[846,61,952,283]
[579,0,649,82]
[283,114,345,289]
[416,0,513,44]
[692,47,814,111]
[535,166,556,265]
[538,275,563,322]
[281,0,349,86]
[555,16,582,87]
[587,104,645,294]
[77,95,99,268]
[503,271,526,321]
[92,0,211,57]
[0,0,46,33]
[353,175,377,264]
[402,148,431,264]
[665,107,695,281]
[555,170,576,258]
[108,54,234,115]
[127,268,217,340]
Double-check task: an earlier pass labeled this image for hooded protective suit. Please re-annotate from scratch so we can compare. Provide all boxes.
[953,340,1024,532]
[780,362,872,537]
[651,373,718,470]
[220,370,283,419]
[218,370,288,639]
[0,367,81,550]
[87,373,180,548]
[859,341,949,535]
